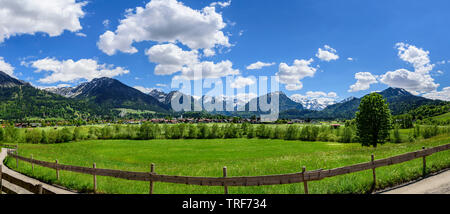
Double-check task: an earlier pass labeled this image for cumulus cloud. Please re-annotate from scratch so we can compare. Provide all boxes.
[0,57,15,77]
[156,83,167,87]
[146,43,239,80]
[316,45,339,62]
[422,87,450,101]
[230,76,255,88]
[97,0,230,55]
[379,43,439,94]
[246,61,275,70]
[210,0,232,8]
[276,59,317,91]
[379,69,438,94]
[102,19,110,28]
[0,0,86,43]
[29,58,129,84]
[348,72,378,92]
[76,32,87,37]
[347,57,354,61]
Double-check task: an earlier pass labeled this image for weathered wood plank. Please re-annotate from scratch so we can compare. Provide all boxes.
[1,172,55,194]
[2,172,37,193]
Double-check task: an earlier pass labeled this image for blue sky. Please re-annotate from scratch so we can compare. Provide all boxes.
[0,0,449,102]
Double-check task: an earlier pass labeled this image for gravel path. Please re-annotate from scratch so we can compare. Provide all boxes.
[381,169,450,194]
[0,148,76,194]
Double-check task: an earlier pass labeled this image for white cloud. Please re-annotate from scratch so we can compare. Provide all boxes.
[276,59,317,91]
[102,19,110,28]
[347,57,354,61]
[97,0,230,55]
[210,0,232,8]
[380,69,438,94]
[177,60,239,80]
[203,48,216,57]
[316,45,339,62]
[327,92,338,98]
[0,56,15,77]
[348,72,378,92]
[0,0,86,43]
[422,87,450,101]
[246,61,275,70]
[146,43,239,80]
[76,32,87,37]
[29,58,129,84]
[395,43,433,74]
[146,43,198,75]
[156,83,167,87]
[379,43,439,94]
[230,76,255,88]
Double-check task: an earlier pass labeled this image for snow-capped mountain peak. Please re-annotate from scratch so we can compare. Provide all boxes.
[290,95,336,110]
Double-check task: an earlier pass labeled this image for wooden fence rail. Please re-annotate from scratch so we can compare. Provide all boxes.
[0,167,55,194]
[3,143,450,194]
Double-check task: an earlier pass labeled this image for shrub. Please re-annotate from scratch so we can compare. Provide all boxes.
[186,124,198,139]
[272,126,285,139]
[284,125,298,140]
[88,127,101,140]
[25,128,42,144]
[340,126,353,143]
[0,127,4,141]
[197,124,210,139]
[246,125,255,139]
[392,124,402,143]
[4,125,19,143]
[73,127,84,141]
[299,126,311,141]
[256,124,270,139]
[41,130,48,144]
[47,129,59,144]
[100,126,113,139]
[60,127,73,142]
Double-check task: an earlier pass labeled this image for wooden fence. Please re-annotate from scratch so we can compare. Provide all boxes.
[3,143,450,194]
[0,165,55,194]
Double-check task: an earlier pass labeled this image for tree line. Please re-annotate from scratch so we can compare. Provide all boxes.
[1,122,449,145]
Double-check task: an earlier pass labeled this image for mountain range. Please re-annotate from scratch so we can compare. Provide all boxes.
[0,70,447,120]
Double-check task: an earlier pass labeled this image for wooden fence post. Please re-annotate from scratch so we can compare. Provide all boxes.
[302,166,308,194]
[37,184,43,194]
[371,154,376,188]
[223,166,228,194]
[31,154,34,174]
[0,165,3,194]
[55,159,59,180]
[422,147,426,177]
[93,163,97,194]
[15,150,18,169]
[149,163,155,194]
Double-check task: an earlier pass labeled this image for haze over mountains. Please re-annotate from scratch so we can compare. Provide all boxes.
[0,70,447,120]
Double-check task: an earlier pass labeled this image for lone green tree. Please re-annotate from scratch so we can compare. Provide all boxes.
[355,93,392,147]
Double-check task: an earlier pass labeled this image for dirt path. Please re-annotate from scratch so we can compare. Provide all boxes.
[381,169,450,194]
[0,148,76,194]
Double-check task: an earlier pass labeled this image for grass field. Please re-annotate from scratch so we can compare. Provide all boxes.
[4,134,450,194]
[431,112,450,122]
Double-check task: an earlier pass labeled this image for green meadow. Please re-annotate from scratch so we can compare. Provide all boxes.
[4,134,450,194]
